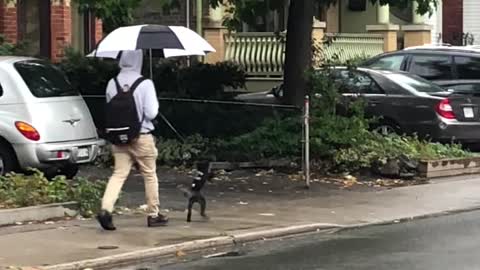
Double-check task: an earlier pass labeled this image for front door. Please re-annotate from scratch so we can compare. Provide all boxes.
[17,0,51,58]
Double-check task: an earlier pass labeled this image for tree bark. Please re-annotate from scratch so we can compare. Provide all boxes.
[282,0,315,106]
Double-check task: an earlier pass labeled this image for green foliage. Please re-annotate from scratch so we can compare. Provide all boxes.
[73,0,143,33]
[217,116,302,161]
[58,50,245,99]
[0,35,28,56]
[209,0,437,31]
[70,177,107,217]
[0,170,107,217]
[154,60,246,99]
[57,48,119,95]
[156,135,217,165]
[334,133,471,171]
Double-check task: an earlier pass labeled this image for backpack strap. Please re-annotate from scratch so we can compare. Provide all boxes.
[113,77,122,95]
[113,76,147,95]
[130,76,147,93]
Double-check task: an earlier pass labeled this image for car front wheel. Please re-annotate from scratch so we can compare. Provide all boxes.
[0,142,18,176]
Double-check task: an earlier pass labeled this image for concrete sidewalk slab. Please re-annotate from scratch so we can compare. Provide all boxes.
[1,174,480,269]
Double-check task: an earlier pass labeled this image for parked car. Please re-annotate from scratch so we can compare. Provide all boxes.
[236,67,480,143]
[0,57,105,177]
[361,45,480,91]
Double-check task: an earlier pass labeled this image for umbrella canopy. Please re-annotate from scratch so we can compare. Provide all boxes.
[93,24,215,57]
[87,48,207,59]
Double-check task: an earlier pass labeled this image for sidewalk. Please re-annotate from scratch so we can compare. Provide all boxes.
[1,168,480,269]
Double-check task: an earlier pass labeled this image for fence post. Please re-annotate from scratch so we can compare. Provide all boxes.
[304,95,310,188]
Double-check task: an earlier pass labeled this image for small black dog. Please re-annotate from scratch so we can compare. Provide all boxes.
[184,161,212,222]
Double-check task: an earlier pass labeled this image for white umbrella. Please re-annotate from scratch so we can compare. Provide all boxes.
[91,24,215,56]
[88,24,216,77]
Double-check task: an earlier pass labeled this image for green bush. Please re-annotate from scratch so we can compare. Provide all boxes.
[58,49,246,99]
[57,48,119,95]
[0,170,106,217]
[156,134,217,165]
[0,35,28,56]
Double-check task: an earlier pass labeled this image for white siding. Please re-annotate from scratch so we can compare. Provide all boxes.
[424,0,442,44]
[464,0,480,44]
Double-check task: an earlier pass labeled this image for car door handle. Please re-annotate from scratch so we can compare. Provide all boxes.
[369,99,381,106]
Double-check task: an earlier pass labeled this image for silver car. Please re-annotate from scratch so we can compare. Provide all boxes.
[0,57,104,178]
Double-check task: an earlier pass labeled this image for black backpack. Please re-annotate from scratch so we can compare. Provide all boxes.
[104,76,147,145]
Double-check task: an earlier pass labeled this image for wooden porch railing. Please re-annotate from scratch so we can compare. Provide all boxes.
[321,33,385,63]
[224,32,286,77]
[224,32,385,77]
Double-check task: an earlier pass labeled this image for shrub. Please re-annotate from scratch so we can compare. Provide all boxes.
[57,48,119,95]
[0,170,107,217]
[156,134,217,165]
[0,35,28,56]
[58,49,246,99]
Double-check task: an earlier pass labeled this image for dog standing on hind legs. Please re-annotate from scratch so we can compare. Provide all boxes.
[185,161,212,222]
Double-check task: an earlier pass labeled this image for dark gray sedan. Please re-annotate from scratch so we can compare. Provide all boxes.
[235,68,480,143]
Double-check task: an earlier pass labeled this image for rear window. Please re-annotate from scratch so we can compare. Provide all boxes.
[385,73,445,93]
[367,55,405,71]
[14,60,78,98]
[454,56,480,79]
[409,54,452,80]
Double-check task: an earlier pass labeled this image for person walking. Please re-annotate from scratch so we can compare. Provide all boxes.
[97,50,168,230]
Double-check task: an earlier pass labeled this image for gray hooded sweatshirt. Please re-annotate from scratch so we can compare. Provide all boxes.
[105,50,159,133]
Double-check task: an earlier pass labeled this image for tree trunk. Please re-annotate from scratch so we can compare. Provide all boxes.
[282,0,315,106]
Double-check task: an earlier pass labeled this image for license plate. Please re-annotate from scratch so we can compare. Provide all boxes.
[464,107,474,118]
[77,148,89,158]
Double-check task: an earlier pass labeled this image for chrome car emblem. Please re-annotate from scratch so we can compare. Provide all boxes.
[63,118,81,126]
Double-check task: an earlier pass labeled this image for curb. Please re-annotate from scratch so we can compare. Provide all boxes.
[40,205,480,270]
[40,223,340,270]
[0,202,78,226]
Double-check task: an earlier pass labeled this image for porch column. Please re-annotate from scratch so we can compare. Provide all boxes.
[51,0,72,61]
[0,0,18,44]
[204,5,227,63]
[401,1,432,48]
[366,4,399,52]
[312,17,326,67]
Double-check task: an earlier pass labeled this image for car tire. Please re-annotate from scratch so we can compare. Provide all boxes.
[45,165,79,180]
[372,121,401,136]
[0,142,19,176]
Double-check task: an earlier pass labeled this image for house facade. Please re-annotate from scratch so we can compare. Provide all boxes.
[0,0,102,61]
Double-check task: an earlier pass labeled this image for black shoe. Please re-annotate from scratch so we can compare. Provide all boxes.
[147,214,169,227]
[96,210,116,231]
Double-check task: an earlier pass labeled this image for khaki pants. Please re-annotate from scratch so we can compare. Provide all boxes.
[101,134,160,217]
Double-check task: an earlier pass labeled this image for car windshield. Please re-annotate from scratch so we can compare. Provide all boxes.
[14,60,78,98]
[385,73,445,93]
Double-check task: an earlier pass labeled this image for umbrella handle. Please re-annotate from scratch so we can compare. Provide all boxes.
[149,48,153,79]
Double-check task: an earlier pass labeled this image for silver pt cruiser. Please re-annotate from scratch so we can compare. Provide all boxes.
[0,56,104,178]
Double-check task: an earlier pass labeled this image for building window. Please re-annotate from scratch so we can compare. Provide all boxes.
[17,0,51,58]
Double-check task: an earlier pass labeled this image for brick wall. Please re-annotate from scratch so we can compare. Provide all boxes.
[95,19,103,44]
[442,0,463,45]
[50,0,72,61]
[0,0,18,43]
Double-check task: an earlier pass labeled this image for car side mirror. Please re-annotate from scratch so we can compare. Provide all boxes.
[272,85,283,98]
[0,86,3,97]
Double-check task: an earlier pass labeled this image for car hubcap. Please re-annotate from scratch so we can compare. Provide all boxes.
[375,125,396,136]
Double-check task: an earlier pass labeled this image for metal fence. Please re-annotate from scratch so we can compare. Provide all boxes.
[83,95,299,139]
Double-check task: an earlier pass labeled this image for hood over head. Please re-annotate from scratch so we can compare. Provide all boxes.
[119,50,143,74]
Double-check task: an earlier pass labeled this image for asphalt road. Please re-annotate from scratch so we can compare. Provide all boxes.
[135,210,480,270]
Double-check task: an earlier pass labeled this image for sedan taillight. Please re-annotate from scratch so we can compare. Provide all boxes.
[435,99,456,120]
[15,121,40,141]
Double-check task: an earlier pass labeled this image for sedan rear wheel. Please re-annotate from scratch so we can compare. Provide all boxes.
[375,125,397,136]
[373,121,401,136]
